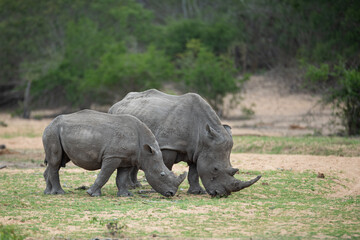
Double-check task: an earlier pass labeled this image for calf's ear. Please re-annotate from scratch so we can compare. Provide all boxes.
[223,124,232,136]
[143,144,155,154]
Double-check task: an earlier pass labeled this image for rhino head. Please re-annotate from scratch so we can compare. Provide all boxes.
[141,144,187,197]
[196,124,261,197]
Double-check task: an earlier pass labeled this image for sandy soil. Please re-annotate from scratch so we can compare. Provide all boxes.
[223,75,342,136]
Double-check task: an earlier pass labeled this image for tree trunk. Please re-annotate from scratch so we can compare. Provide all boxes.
[23,79,32,119]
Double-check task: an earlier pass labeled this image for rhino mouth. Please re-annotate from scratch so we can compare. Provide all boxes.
[164,190,175,197]
[208,189,230,198]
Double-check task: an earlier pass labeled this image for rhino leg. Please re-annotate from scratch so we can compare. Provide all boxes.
[43,136,65,195]
[187,163,206,195]
[87,159,117,197]
[43,166,52,194]
[128,167,141,189]
[43,167,52,194]
[116,167,133,197]
[162,149,177,170]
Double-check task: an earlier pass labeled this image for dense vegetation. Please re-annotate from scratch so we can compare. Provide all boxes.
[0,0,359,133]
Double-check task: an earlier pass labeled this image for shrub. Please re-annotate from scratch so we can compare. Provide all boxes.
[328,69,360,135]
[304,61,360,136]
[159,19,205,58]
[177,39,247,115]
[85,45,174,101]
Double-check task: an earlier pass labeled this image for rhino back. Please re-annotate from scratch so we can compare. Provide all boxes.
[54,110,143,168]
[109,89,222,153]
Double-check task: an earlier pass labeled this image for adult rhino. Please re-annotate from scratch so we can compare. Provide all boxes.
[42,109,186,197]
[109,89,261,197]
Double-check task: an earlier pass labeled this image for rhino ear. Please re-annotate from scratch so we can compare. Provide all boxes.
[143,144,155,154]
[223,124,232,136]
[206,124,217,139]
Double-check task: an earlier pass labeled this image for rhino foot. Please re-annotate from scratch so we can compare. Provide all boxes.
[117,190,133,197]
[49,189,65,195]
[134,182,142,188]
[127,182,142,189]
[187,187,206,195]
[87,188,101,197]
[44,188,52,195]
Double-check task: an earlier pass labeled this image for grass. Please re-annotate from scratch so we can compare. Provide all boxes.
[233,136,360,157]
[0,167,359,239]
[1,134,360,238]
[0,132,41,138]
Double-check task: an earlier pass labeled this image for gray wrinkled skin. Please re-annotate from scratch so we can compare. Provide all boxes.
[109,89,261,197]
[42,109,186,197]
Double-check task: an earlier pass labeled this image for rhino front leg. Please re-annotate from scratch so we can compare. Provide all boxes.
[187,163,206,195]
[162,149,177,170]
[116,167,133,197]
[87,159,118,197]
[128,167,142,189]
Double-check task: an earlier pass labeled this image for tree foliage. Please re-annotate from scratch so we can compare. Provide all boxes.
[0,0,359,132]
[177,40,244,113]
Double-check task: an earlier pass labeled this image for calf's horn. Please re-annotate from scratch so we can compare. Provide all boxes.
[176,172,187,186]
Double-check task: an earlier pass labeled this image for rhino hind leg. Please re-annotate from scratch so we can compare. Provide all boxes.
[116,167,134,197]
[187,163,206,195]
[43,134,65,195]
[43,128,65,194]
[87,159,118,197]
[43,166,52,194]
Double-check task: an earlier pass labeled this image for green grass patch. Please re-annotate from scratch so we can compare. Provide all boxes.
[0,224,26,240]
[0,167,359,239]
[0,131,41,138]
[233,136,360,156]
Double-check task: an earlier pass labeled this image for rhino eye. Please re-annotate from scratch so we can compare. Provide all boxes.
[160,171,166,176]
[214,167,218,171]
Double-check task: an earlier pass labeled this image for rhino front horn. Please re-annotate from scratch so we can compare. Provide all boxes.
[176,171,187,186]
[232,175,262,192]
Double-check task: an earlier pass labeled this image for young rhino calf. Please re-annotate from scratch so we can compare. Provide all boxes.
[42,110,186,197]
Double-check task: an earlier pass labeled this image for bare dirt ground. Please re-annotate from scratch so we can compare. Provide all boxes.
[223,75,342,136]
[0,75,358,198]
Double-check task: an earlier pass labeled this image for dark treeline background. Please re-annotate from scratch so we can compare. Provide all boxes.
[0,0,359,133]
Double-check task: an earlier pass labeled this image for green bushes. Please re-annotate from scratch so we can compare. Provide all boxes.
[177,40,245,113]
[159,19,238,58]
[1,0,359,123]
[303,62,360,135]
[328,69,360,135]
[85,45,174,102]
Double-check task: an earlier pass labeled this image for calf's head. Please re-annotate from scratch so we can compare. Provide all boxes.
[197,124,261,197]
[141,144,186,197]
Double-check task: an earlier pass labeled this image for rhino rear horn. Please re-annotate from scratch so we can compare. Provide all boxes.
[226,167,239,176]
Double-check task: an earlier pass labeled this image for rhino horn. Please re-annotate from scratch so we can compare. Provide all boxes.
[231,175,262,192]
[226,167,239,176]
[176,171,187,186]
